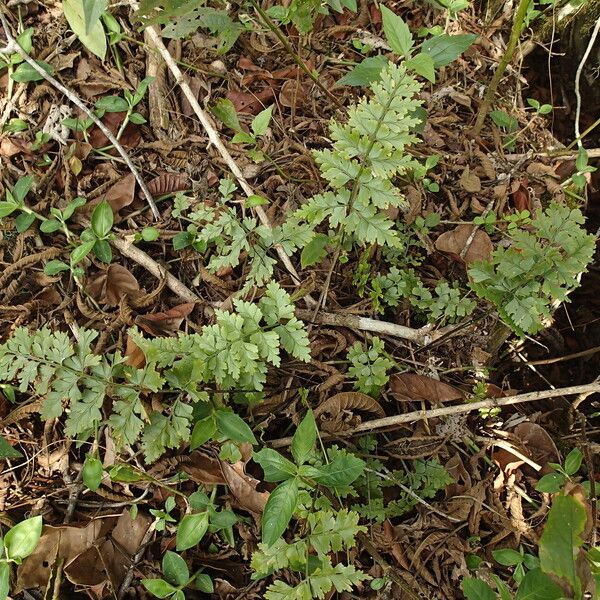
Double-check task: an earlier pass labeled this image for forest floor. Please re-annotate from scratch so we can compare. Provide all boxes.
[0,0,599,599]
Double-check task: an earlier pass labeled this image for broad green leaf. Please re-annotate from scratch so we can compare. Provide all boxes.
[253,448,297,482]
[564,448,583,476]
[82,0,108,34]
[336,55,388,86]
[291,409,316,466]
[405,52,435,83]
[492,548,523,566]
[300,233,329,268]
[0,203,17,218]
[380,5,413,57]
[261,478,299,546]
[196,573,214,593]
[0,562,9,600]
[4,515,43,561]
[461,578,496,600]
[91,200,113,238]
[44,260,70,276]
[231,132,256,144]
[142,578,178,598]
[82,455,103,492]
[11,176,34,204]
[176,512,209,551]
[421,33,478,67]
[215,410,257,444]
[40,219,63,233]
[63,0,107,59]
[535,472,567,493]
[251,105,274,137]
[108,464,144,482]
[211,98,243,133]
[11,61,54,82]
[0,434,23,459]
[92,239,112,263]
[15,212,36,233]
[312,453,365,489]
[162,551,189,586]
[515,568,563,600]
[190,416,216,449]
[95,95,129,112]
[539,493,587,598]
[15,29,33,54]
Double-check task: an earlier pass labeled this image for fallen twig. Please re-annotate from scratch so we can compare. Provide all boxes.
[269,382,600,447]
[131,7,305,288]
[0,11,159,219]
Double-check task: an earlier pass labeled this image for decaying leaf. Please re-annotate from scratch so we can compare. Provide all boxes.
[146,172,190,197]
[435,224,493,265]
[220,459,269,514]
[459,166,481,192]
[390,373,464,403]
[314,392,385,432]
[135,302,195,336]
[87,264,141,306]
[513,421,560,474]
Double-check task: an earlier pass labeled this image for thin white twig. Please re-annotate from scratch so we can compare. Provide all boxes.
[574,16,600,148]
[269,382,600,447]
[133,7,305,288]
[0,12,160,219]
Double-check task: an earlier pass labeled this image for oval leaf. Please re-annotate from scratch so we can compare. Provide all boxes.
[4,515,43,561]
[291,409,316,466]
[215,410,256,444]
[162,550,189,586]
[82,454,103,492]
[176,512,209,551]
[261,478,299,547]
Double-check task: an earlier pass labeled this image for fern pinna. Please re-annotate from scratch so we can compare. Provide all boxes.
[288,62,423,250]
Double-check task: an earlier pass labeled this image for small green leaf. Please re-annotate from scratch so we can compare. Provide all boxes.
[93,239,113,263]
[172,231,193,251]
[490,110,518,131]
[91,200,113,238]
[0,434,23,459]
[4,516,43,561]
[535,472,567,493]
[15,212,36,233]
[211,98,243,133]
[461,578,496,600]
[196,573,214,593]
[576,147,589,172]
[231,132,256,144]
[129,112,147,124]
[421,33,478,67]
[380,6,413,57]
[405,52,435,83]
[142,578,178,598]
[15,29,33,54]
[261,478,299,546]
[11,60,54,82]
[176,512,209,551]
[0,562,9,600]
[141,227,160,241]
[564,448,583,476]
[300,233,329,268]
[95,95,129,112]
[44,260,70,276]
[215,410,257,444]
[246,194,269,207]
[492,548,523,566]
[71,240,96,265]
[190,416,217,449]
[162,551,189,586]
[40,219,63,233]
[291,409,316,466]
[251,105,274,137]
[514,568,564,600]
[336,56,388,86]
[491,575,512,600]
[108,464,143,482]
[0,202,17,218]
[253,448,297,482]
[82,455,103,492]
[11,176,34,203]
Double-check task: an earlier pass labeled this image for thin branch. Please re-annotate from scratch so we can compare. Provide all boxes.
[0,12,159,219]
[574,15,600,148]
[471,0,530,136]
[131,7,306,290]
[269,382,600,447]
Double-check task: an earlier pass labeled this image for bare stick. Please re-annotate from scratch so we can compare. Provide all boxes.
[111,237,199,303]
[574,16,600,148]
[132,9,305,288]
[269,382,600,447]
[295,309,445,345]
[471,0,530,137]
[0,12,159,219]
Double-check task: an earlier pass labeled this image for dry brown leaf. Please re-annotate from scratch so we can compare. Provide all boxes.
[146,172,190,197]
[179,452,227,485]
[221,459,269,514]
[88,112,141,149]
[87,264,141,306]
[227,88,274,115]
[279,79,308,109]
[459,167,481,193]
[124,335,146,368]
[135,302,195,336]
[315,392,385,419]
[513,422,560,474]
[435,224,493,265]
[390,373,464,403]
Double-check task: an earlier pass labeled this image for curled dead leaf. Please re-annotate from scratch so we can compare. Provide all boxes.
[220,459,269,514]
[390,373,464,403]
[180,451,226,485]
[435,224,493,265]
[87,264,141,306]
[513,422,560,474]
[134,302,195,336]
[227,88,274,115]
[146,172,190,197]
[459,166,481,192]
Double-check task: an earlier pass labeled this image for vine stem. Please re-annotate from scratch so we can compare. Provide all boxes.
[132,5,307,292]
[471,0,530,137]
[268,382,600,447]
[0,11,160,219]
